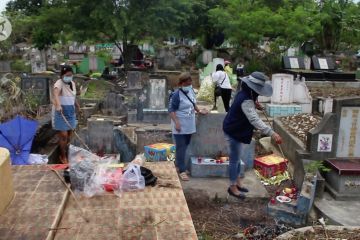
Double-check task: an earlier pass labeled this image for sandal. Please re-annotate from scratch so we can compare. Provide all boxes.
[179,172,189,181]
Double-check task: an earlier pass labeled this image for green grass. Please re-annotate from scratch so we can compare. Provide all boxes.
[82,80,113,99]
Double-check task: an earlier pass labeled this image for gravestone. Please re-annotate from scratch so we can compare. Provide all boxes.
[102,92,128,116]
[141,77,170,124]
[282,56,306,69]
[87,118,115,154]
[21,76,50,105]
[189,113,228,158]
[336,107,360,157]
[148,78,167,109]
[157,48,181,70]
[127,71,142,89]
[312,56,335,70]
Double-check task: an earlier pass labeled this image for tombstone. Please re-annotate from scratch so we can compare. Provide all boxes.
[102,92,128,116]
[21,76,50,105]
[202,50,213,64]
[157,48,181,70]
[87,118,115,154]
[282,56,305,69]
[127,71,142,89]
[189,113,228,158]
[141,76,170,124]
[312,56,335,70]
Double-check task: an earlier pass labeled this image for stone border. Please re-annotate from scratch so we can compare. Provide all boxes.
[276,225,360,239]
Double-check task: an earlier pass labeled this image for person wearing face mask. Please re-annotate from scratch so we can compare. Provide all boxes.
[168,72,208,181]
[223,72,283,199]
[52,65,80,163]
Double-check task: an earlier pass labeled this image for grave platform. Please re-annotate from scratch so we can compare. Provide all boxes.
[0,162,197,240]
[324,158,360,200]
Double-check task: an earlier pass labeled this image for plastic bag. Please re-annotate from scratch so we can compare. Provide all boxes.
[28,154,48,165]
[131,154,146,166]
[68,144,100,167]
[70,159,97,193]
[83,157,122,197]
[115,163,145,195]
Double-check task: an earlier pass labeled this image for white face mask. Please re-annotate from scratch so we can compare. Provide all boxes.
[181,85,192,92]
[63,76,73,83]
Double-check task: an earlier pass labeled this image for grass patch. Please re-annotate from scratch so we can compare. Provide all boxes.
[82,80,114,99]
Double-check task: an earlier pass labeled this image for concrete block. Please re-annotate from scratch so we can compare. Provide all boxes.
[0,148,14,214]
[87,118,115,154]
[113,127,136,163]
[142,109,170,124]
[189,113,228,157]
[267,202,307,226]
[190,157,244,178]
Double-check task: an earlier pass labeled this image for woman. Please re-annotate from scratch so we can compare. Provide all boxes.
[169,72,208,181]
[223,72,283,199]
[52,65,80,163]
[212,64,232,112]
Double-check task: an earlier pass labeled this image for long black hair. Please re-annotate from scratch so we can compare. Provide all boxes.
[241,81,258,101]
[216,64,224,71]
[60,65,73,77]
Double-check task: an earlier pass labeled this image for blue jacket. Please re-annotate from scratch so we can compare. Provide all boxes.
[223,91,254,143]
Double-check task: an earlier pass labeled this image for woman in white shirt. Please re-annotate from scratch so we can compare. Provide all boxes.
[212,64,232,112]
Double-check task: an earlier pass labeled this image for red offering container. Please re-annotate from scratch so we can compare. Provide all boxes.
[254,154,288,178]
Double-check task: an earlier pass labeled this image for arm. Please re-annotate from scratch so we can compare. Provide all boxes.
[168,91,181,132]
[53,87,62,111]
[241,100,282,143]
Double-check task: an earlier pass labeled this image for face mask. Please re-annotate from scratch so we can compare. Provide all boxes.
[182,85,192,92]
[63,76,73,83]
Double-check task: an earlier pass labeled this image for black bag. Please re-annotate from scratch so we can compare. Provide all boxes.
[215,73,227,97]
[214,85,222,97]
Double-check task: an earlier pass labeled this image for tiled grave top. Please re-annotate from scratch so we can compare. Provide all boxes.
[1,162,197,240]
[326,158,360,175]
[0,165,68,240]
[55,161,197,240]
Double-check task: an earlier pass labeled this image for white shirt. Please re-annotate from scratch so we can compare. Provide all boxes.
[211,71,232,89]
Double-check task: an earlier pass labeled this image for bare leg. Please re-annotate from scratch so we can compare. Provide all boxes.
[58,131,69,164]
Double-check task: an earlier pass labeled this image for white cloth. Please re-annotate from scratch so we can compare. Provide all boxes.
[211,71,232,89]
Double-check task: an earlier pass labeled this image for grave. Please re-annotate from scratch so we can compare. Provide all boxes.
[273,96,360,197]
[21,76,51,105]
[262,73,312,116]
[188,113,255,177]
[141,76,170,124]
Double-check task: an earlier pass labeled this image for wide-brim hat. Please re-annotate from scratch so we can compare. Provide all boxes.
[241,71,273,97]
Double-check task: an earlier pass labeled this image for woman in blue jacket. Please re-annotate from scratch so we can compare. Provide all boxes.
[223,72,283,199]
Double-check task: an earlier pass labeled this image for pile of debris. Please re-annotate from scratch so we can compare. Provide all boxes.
[280,114,322,144]
[309,87,360,98]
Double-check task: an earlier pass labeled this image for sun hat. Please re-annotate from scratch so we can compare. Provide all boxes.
[241,71,273,97]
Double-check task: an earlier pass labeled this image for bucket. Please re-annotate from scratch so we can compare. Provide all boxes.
[271,74,294,104]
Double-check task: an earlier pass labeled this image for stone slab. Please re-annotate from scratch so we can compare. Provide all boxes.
[190,157,245,178]
[181,170,269,202]
[314,192,360,226]
[0,165,68,239]
[0,148,14,215]
[55,162,198,240]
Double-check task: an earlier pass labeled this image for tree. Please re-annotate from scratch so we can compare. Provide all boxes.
[66,0,193,68]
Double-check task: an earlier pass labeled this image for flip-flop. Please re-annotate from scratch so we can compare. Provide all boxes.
[179,172,189,181]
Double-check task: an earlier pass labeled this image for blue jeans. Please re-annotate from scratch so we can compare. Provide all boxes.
[173,134,192,173]
[225,134,244,185]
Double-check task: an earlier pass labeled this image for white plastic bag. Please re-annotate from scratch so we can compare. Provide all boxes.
[28,154,48,165]
[115,163,145,194]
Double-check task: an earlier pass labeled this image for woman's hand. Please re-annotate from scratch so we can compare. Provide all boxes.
[255,101,264,110]
[175,121,181,132]
[55,105,62,112]
[198,109,209,115]
[271,132,282,144]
